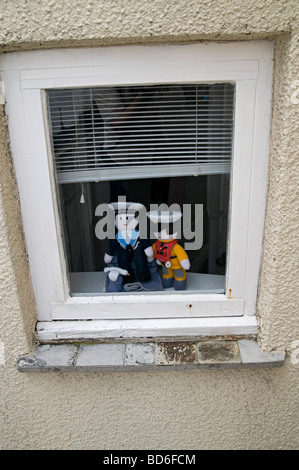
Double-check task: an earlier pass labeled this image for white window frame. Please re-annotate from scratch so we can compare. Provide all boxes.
[0,42,273,341]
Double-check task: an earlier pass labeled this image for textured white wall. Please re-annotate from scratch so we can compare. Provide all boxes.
[0,0,298,450]
[0,0,297,49]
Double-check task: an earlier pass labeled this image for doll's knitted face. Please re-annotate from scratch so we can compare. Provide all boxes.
[154,222,178,241]
[116,213,138,232]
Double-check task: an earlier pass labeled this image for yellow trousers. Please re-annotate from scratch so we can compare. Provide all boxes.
[162,265,187,282]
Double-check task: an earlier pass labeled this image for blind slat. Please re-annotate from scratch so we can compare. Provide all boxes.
[57,162,231,183]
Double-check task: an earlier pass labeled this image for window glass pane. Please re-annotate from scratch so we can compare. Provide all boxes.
[47,84,234,296]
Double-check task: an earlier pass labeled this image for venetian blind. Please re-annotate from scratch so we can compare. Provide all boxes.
[47,84,234,183]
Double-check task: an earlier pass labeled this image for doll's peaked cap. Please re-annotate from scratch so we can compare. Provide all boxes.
[109,201,145,214]
[147,210,182,224]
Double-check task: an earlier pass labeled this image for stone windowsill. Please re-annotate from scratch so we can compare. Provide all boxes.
[17,339,285,373]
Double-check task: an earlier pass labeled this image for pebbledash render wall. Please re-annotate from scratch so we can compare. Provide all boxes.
[0,0,298,450]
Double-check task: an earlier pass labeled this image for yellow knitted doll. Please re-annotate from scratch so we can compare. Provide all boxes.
[147,210,190,290]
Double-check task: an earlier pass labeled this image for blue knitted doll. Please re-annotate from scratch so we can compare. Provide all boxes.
[104,202,153,285]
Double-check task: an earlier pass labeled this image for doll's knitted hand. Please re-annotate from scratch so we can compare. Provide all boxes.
[104,253,114,264]
[144,245,154,262]
[180,258,190,271]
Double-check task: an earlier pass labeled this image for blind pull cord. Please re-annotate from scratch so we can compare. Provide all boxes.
[80,183,85,204]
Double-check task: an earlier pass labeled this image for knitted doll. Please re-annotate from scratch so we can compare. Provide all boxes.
[104,201,153,286]
[147,210,190,290]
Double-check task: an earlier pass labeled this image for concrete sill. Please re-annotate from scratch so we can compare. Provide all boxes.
[17,339,285,373]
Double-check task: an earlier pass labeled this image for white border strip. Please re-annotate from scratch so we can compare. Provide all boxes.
[36,316,258,342]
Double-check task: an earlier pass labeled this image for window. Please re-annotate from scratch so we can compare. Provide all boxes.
[1,42,273,340]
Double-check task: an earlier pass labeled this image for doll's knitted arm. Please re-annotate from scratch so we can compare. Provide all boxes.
[104,239,117,264]
[174,244,190,270]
